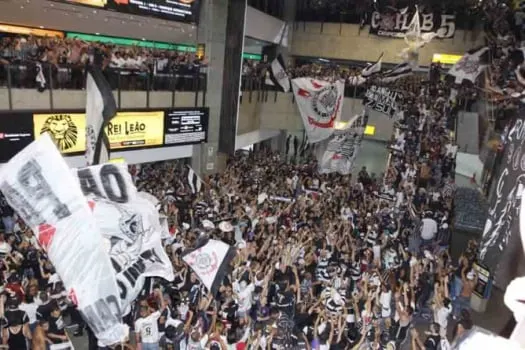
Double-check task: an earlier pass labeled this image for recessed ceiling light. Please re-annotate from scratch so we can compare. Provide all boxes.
[141,38,146,40]
[95,32,100,35]
[39,26,44,29]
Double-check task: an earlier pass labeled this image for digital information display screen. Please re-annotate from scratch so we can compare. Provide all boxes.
[0,113,34,163]
[58,0,201,23]
[164,108,208,145]
[106,0,200,23]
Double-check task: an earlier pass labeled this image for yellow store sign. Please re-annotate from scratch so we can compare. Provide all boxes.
[33,111,164,154]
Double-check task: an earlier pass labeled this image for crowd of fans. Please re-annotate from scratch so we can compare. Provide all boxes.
[0,64,483,350]
[0,35,206,91]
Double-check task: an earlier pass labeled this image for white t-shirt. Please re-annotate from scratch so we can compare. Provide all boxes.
[435,304,452,330]
[187,333,208,350]
[135,311,162,344]
[19,302,38,323]
[380,291,392,318]
[421,218,438,240]
[235,282,255,312]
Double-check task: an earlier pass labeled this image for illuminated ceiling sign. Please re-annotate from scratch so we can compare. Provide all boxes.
[432,53,462,65]
[0,24,64,38]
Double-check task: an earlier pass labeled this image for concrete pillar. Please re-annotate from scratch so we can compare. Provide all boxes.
[192,0,229,176]
[192,0,247,177]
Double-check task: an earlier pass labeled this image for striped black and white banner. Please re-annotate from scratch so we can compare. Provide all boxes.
[187,165,203,194]
[380,62,413,83]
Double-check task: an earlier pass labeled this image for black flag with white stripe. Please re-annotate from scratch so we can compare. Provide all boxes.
[265,54,290,92]
[85,65,117,165]
[187,165,203,194]
[380,62,413,83]
[361,53,383,77]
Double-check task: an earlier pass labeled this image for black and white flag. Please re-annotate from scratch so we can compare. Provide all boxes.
[85,66,118,166]
[448,46,489,84]
[363,85,403,117]
[265,54,290,92]
[182,238,236,296]
[380,62,413,83]
[317,114,368,175]
[361,53,383,77]
[187,165,203,194]
[35,62,47,92]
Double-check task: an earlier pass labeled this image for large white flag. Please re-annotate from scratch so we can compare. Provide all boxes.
[292,78,344,143]
[0,134,127,346]
[317,114,368,175]
[182,239,236,296]
[85,66,117,166]
[73,163,174,315]
[448,47,489,84]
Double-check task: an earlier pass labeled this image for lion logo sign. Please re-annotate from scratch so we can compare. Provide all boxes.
[40,114,78,151]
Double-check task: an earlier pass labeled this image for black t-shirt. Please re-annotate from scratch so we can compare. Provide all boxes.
[48,315,66,343]
[4,309,28,327]
[276,291,295,316]
[424,335,440,350]
[36,303,52,321]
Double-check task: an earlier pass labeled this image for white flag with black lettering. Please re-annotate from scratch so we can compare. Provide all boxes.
[182,238,236,296]
[0,134,127,346]
[85,66,117,166]
[73,162,174,315]
[448,47,489,84]
[292,78,344,143]
[187,165,203,194]
[266,54,290,92]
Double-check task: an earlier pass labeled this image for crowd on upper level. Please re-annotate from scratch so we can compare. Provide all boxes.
[0,35,206,90]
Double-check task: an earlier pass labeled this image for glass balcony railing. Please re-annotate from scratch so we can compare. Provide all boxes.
[0,61,429,110]
[0,62,208,110]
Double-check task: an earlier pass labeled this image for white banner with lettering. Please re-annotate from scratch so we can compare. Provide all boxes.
[72,163,174,315]
[292,78,344,144]
[0,134,127,346]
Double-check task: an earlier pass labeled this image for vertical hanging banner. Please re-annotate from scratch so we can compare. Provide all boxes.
[291,78,345,143]
[72,163,174,315]
[369,9,456,39]
[0,134,127,346]
[480,116,525,275]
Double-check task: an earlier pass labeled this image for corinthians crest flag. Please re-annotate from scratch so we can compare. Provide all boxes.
[85,65,117,166]
[72,162,174,315]
[447,47,489,84]
[0,134,127,346]
[317,113,368,175]
[292,78,345,143]
[182,238,236,296]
